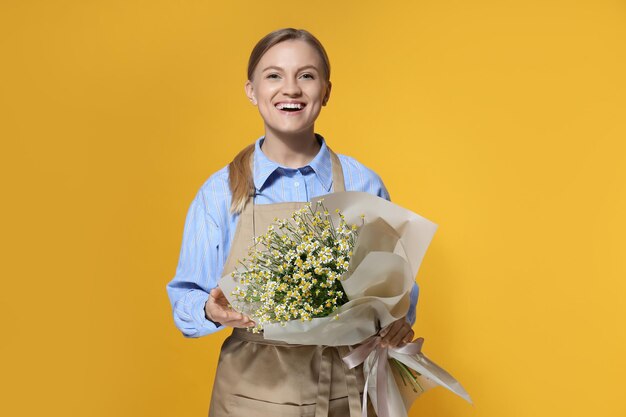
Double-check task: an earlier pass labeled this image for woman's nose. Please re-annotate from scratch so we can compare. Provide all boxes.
[282,77,302,96]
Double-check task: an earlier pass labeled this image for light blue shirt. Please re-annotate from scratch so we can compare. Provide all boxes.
[166,133,420,338]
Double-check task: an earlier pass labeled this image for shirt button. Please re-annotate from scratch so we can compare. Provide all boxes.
[294,182,300,187]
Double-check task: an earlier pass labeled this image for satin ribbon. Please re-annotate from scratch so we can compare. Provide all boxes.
[342,335,425,417]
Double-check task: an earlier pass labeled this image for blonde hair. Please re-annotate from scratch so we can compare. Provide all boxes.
[228,28,331,214]
[228,144,255,214]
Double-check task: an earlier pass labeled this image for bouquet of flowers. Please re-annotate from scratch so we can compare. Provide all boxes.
[228,199,358,331]
[219,191,472,417]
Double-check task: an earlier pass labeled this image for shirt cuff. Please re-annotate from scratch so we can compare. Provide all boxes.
[190,292,223,334]
[203,298,222,327]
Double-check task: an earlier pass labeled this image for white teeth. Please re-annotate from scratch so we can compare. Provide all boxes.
[276,102,304,110]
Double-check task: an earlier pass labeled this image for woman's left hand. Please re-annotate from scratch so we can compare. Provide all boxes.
[379,317,414,348]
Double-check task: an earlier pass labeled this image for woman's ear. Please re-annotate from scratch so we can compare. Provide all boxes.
[245,80,257,105]
[323,80,332,106]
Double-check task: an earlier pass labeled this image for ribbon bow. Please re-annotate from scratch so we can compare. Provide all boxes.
[342,335,425,417]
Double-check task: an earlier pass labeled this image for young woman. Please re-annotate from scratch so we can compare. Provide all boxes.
[166,28,420,417]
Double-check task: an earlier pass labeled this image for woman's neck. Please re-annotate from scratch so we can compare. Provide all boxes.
[260,128,321,168]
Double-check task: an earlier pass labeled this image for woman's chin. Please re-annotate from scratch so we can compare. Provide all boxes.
[265,123,315,138]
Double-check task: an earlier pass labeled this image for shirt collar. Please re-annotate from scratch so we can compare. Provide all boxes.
[253,133,333,192]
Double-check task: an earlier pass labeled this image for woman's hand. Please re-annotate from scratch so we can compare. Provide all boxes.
[379,317,414,348]
[204,287,255,328]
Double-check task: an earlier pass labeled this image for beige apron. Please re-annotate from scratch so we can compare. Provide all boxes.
[208,148,375,417]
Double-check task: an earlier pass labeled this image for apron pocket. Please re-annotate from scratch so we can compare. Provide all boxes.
[226,394,355,417]
[227,394,310,417]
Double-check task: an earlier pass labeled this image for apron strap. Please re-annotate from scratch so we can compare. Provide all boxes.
[314,348,333,417]
[315,346,362,417]
[327,147,346,193]
[338,345,364,417]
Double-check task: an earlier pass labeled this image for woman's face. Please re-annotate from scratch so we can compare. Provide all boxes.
[245,39,331,138]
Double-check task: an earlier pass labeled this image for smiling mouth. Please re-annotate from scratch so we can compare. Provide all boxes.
[275,102,307,114]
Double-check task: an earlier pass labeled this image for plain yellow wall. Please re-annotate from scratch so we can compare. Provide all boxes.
[1,1,625,416]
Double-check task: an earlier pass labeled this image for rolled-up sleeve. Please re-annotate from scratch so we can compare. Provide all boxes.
[166,190,224,338]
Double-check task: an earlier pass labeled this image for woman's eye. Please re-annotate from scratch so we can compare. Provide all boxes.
[267,73,280,79]
[301,73,314,79]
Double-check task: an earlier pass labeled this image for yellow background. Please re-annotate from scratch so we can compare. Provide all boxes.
[1,1,625,416]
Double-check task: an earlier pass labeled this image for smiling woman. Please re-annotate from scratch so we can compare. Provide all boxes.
[245,39,330,143]
[165,27,420,417]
